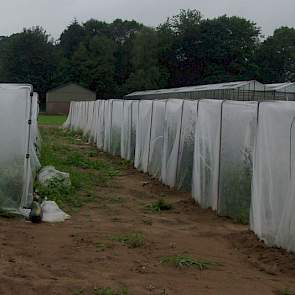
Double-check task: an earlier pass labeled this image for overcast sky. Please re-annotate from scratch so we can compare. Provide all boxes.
[0,0,294,39]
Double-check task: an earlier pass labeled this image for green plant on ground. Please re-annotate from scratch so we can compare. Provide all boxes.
[278,288,293,295]
[93,287,129,295]
[72,289,84,295]
[111,232,144,248]
[142,218,153,225]
[109,196,125,204]
[95,242,114,252]
[38,127,127,212]
[38,115,67,126]
[35,177,73,207]
[146,199,173,213]
[160,255,217,270]
[218,147,253,224]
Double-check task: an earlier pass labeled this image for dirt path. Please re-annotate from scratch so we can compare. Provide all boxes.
[0,128,295,295]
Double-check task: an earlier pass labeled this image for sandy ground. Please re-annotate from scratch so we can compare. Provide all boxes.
[1,132,295,295]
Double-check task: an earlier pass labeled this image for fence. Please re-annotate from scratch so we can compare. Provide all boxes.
[64,99,295,252]
[0,84,40,214]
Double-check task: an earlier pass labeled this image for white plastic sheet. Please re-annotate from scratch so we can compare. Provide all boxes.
[176,100,198,191]
[31,93,41,171]
[134,100,153,172]
[218,101,257,222]
[161,99,183,187]
[89,100,100,142]
[110,100,124,156]
[84,101,95,136]
[121,100,138,161]
[251,102,295,249]
[104,100,112,153]
[192,100,223,210]
[0,84,35,213]
[148,100,166,178]
[96,100,105,149]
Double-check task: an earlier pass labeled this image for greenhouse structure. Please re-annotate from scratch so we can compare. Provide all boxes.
[125,80,273,101]
[265,82,295,101]
[0,84,39,214]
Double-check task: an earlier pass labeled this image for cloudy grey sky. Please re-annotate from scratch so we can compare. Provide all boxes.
[0,0,294,39]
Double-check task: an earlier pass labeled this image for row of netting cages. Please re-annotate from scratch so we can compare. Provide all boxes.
[0,84,40,215]
[65,99,198,192]
[64,98,295,252]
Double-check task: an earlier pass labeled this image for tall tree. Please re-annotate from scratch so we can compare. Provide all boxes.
[198,15,260,83]
[125,27,169,92]
[255,27,295,83]
[59,20,86,58]
[158,9,203,86]
[0,26,57,96]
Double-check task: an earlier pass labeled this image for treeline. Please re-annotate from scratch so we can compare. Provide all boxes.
[0,9,294,100]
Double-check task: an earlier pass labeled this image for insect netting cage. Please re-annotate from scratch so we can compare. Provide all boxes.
[218,101,258,223]
[0,84,37,214]
[148,100,166,178]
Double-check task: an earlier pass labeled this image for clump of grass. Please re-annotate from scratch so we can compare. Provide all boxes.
[93,287,129,295]
[142,218,153,225]
[96,242,114,252]
[278,288,293,295]
[160,255,217,270]
[112,232,144,248]
[109,196,125,204]
[72,289,84,295]
[146,199,173,213]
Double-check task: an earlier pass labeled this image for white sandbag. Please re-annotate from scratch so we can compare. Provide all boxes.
[42,201,71,223]
[38,166,71,187]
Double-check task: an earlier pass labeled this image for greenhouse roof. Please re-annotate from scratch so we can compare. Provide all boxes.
[126,80,265,97]
[265,82,295,92]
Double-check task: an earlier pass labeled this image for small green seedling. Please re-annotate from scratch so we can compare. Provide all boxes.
[142,218,153,225]
[93,287,129,295]
[146,199,173,213]
[161,255,217,270]
[112,232,144,248]
[72,289,84,295]
[96,243,113,252]
[278,288,293,295]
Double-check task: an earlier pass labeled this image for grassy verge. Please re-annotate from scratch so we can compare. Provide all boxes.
[38,114,67,126]
[38,127,127,212]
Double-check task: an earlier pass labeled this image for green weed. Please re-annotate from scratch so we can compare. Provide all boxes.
[72,289,84,295]
[146,199,173,213]
[161,255,217,270]
[96,243,113,252]
[112,232,144,248]
[278,288,293,295]
[93,288,129,295]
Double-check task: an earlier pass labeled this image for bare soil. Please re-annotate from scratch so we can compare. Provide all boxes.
[1,131,295,295]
